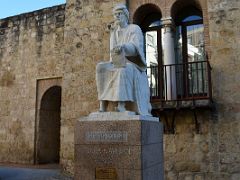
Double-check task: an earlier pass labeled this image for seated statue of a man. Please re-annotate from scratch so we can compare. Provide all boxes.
[96,4,152,116]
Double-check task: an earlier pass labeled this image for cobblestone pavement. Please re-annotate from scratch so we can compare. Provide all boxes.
[0,164,73,180]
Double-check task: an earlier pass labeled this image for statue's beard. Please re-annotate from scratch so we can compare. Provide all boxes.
[115,20,127,28]
[115,20,121,26]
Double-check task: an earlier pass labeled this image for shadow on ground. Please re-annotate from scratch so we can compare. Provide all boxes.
[0,165,73,180]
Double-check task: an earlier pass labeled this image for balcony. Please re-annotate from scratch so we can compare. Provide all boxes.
[148,60,213,111]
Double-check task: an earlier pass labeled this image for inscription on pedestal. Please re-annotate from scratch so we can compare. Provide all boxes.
[75,117,163,180]
[85,131,128,142]
[85,146,131,164]
[96,167,117,180]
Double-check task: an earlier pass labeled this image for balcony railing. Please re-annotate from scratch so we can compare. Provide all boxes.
[147,60,212,109]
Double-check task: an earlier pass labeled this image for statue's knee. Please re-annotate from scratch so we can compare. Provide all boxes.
[97,62,112,73]
[96,64,101,73]
[96,62,105,72]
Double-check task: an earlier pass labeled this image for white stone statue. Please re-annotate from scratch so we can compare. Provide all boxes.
[96,4,152,116]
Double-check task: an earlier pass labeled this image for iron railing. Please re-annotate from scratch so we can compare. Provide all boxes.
[147,60,212,105]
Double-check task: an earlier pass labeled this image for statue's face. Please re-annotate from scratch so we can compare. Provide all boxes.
[113,9,127,26]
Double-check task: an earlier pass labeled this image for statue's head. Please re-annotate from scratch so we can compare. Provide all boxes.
[113,4,129,27]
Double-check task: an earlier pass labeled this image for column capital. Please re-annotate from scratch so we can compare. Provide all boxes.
[161,17,175,26]
[161,17,175,32]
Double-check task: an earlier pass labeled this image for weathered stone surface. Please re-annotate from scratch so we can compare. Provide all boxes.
[75,114,163,180]
[0,0,239,179]
[0,4,65,164]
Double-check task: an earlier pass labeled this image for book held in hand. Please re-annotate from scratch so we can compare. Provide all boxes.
[111,51,126,68]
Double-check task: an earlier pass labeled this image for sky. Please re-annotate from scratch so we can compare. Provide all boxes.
[0,0,66,19]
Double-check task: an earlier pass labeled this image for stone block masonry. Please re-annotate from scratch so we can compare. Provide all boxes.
[0,4,65,164]
[75,113,164,180]
[0,0,239,179]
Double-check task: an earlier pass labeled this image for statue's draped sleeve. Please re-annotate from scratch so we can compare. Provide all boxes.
[110,25,147,72]
[125,25,147,72]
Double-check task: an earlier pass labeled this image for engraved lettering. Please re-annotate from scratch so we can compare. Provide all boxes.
[85,131,128,142]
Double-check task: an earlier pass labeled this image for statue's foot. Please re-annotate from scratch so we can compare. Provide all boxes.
[99,101,106,112]
[99,109,105,112]
[116,102,126,112]
[116,106,126,112]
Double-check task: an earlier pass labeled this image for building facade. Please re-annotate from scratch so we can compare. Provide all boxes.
[0,0,239,179]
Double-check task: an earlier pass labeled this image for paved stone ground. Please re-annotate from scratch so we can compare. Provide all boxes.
[0,164,73,180]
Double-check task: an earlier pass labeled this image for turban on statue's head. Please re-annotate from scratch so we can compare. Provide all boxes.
[113,4,129,22]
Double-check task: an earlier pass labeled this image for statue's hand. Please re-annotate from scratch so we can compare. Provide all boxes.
[112,45,123,54]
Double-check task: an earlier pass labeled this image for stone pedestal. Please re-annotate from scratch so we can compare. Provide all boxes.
[74,112,164,180]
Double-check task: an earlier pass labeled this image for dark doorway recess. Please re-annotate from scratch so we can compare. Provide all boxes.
[37,86,61,164]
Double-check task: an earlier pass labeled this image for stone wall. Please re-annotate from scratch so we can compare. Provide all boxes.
[61,0,124,173]
[128,0,239,179]
[0,5,65,163]
[0,0,239,179]
[207,0,240,179]
[62,0,239,177]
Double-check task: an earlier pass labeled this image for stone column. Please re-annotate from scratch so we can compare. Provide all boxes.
[161,17,177,100]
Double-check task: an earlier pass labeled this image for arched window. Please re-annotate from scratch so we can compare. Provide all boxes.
[133,2,211,104]
[173,5,207,98]
[145,20,162,98]
[175,10,204,64]
[133,4,162,98]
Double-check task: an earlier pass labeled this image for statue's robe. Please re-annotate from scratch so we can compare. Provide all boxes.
[96,24,152,116]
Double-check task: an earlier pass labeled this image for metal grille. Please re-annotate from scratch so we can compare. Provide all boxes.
[148,60,212,102]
